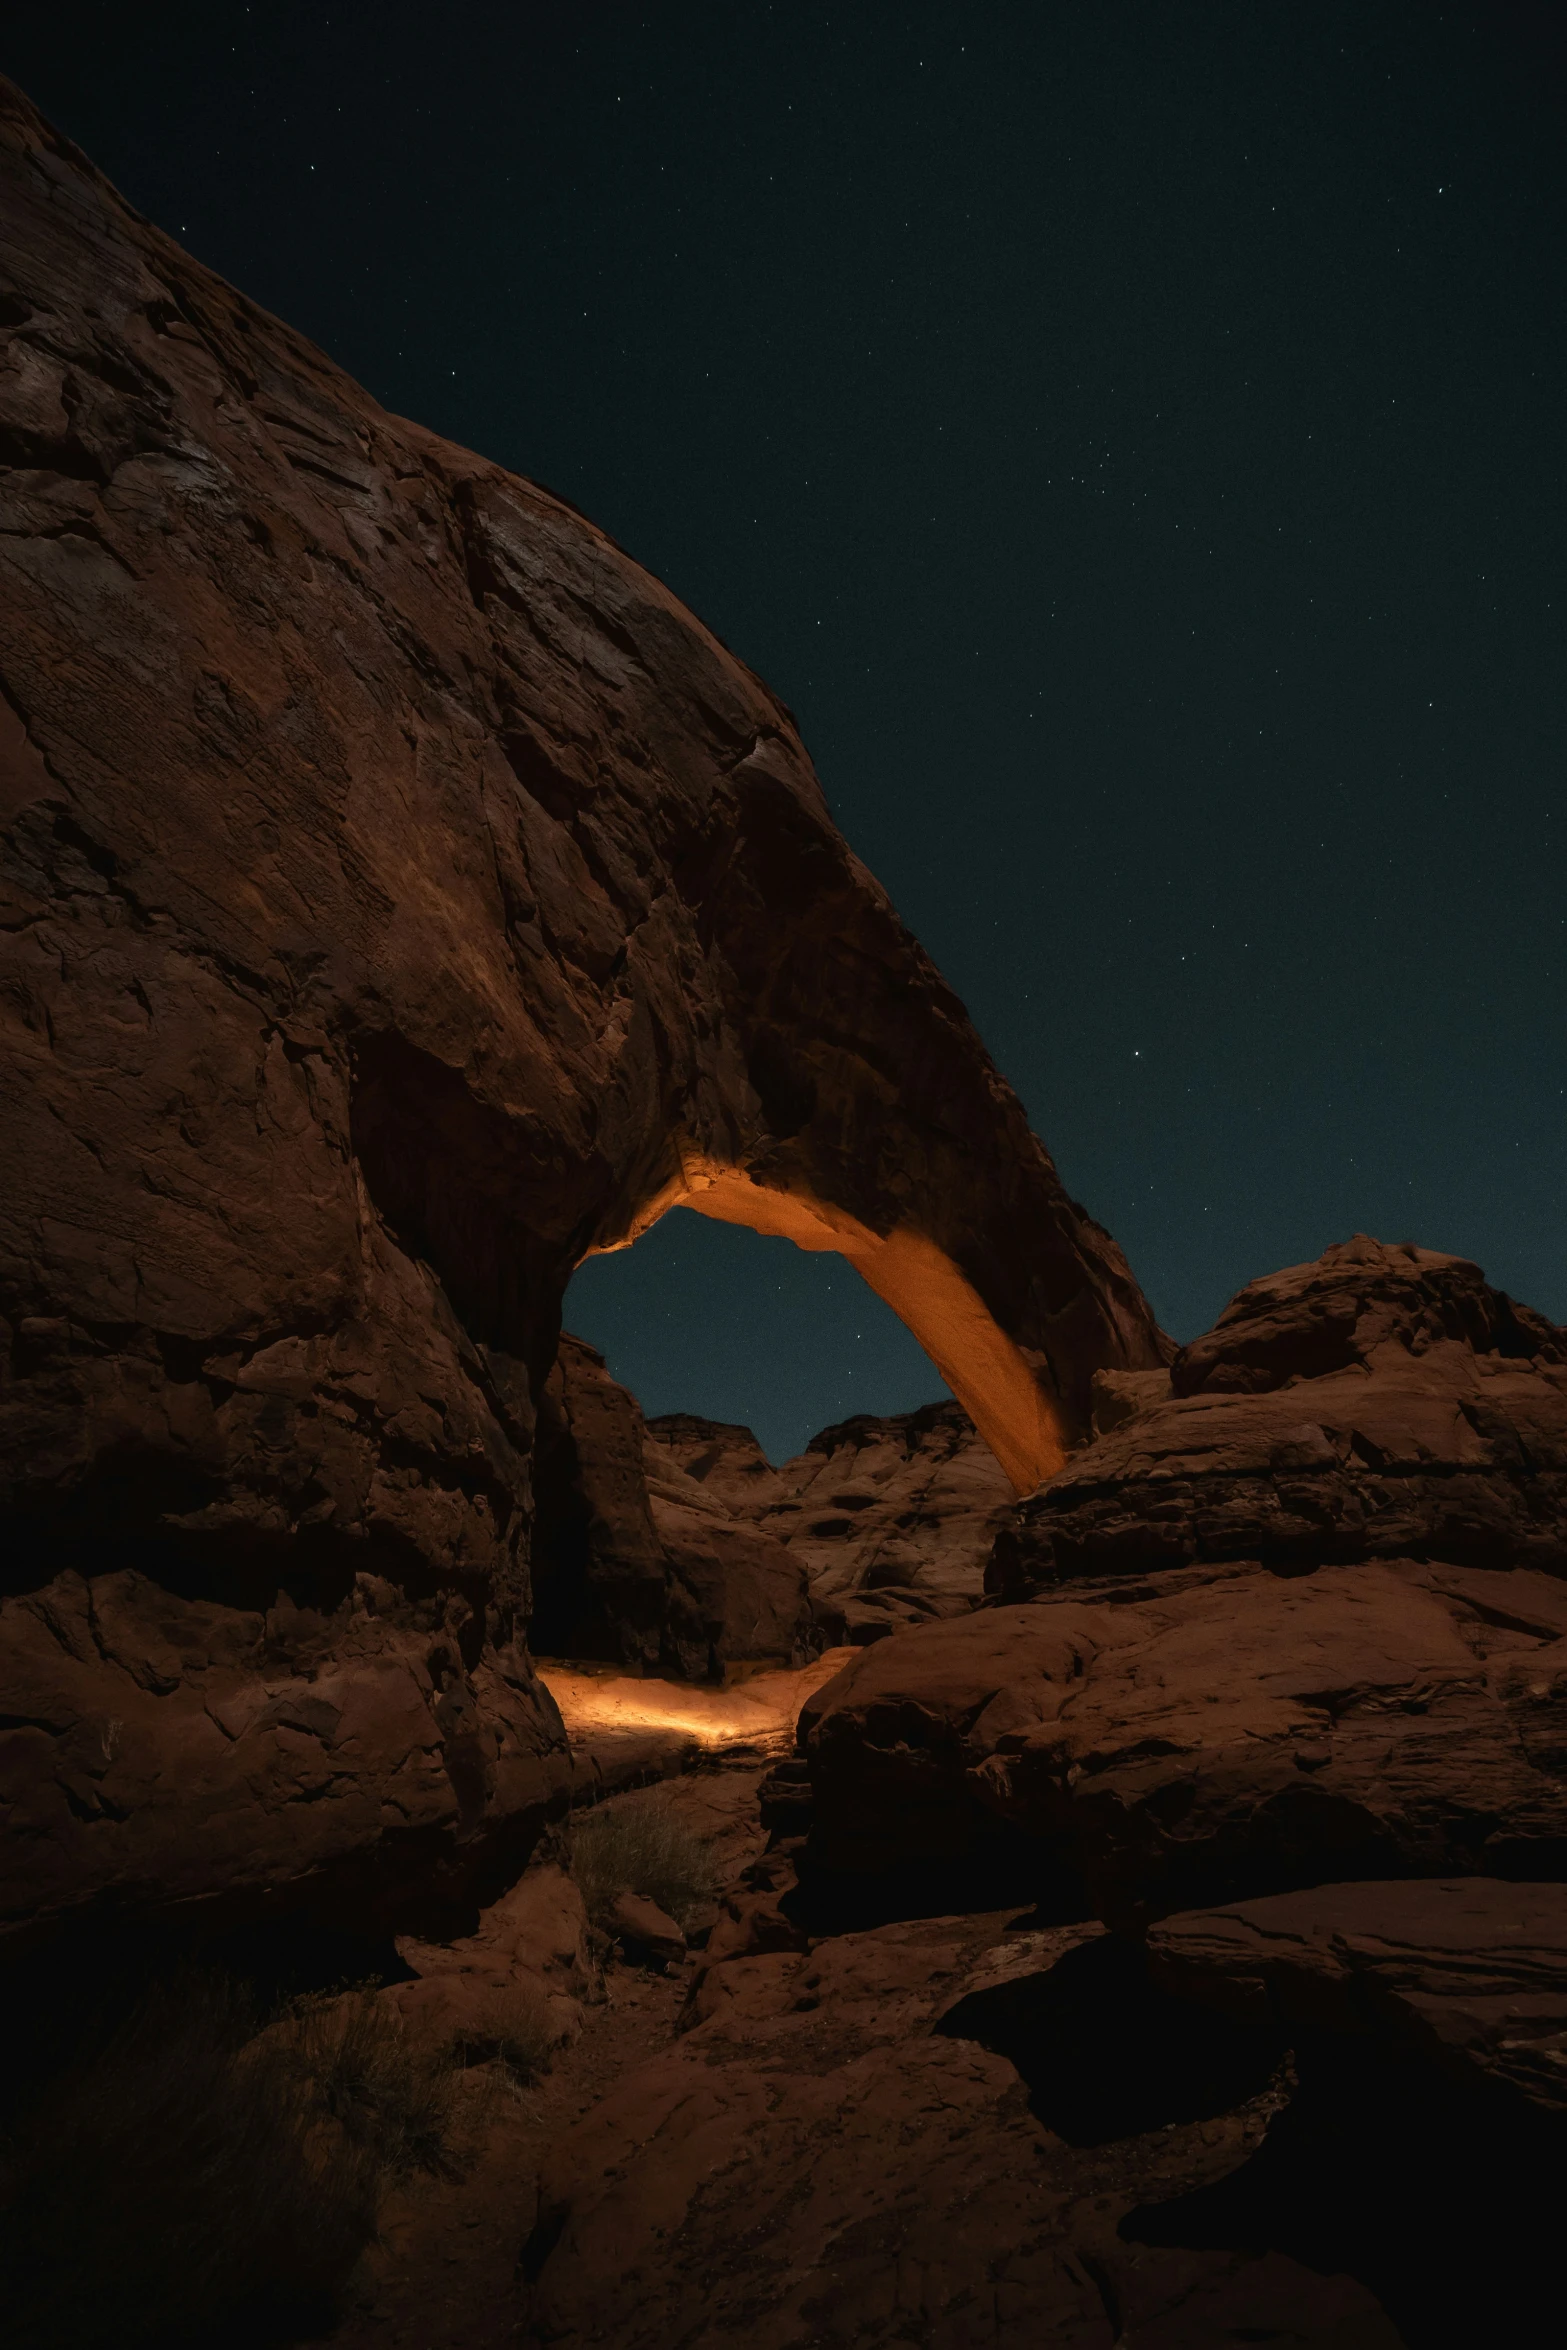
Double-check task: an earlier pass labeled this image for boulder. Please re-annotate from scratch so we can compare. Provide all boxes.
[606,1889,686,1967]
[0,78,1162,1954]
[1148,1876,1567,2112]
[389,1858,594,2059]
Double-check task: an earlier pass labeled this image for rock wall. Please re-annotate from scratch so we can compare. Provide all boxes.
[0,79,1162,1952]
[530,1347,1010,1670]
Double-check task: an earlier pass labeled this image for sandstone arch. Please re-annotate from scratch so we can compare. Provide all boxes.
[592,1159,1069,1494]
[0,78,1166,1954]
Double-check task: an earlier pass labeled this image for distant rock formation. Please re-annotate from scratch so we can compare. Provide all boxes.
[648,1397,1015,1643]
[529,1343,1011,1670]
[0,77,1163,1955]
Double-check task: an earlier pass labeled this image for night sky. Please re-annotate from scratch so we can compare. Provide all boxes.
[9,4,1563,1462]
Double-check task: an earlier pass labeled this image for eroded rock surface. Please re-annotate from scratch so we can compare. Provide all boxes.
[0,78,1161,1953]
[390,1858,595,2061]
[530,1336,811,1677]
[800,1558,1567,1923]
[524,1898,1399,2350]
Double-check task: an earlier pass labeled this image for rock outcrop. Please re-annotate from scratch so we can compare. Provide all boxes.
[529,1337,811,1678]
[657,1400,1010,1644]
[0,78,1163,1954]
[533,1365,1012,1670]
[800,1241,1567,1925]
[992,1238,1567,1599]
[647,1395,1014,1642]
[523,1900,1402,2350]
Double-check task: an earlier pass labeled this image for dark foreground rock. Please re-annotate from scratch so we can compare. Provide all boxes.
[523,1901,1402,2350]
[518,1821,1564,2350]
[0,77,1163,1956]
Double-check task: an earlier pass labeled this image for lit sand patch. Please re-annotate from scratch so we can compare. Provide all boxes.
[539,1650,855,1756]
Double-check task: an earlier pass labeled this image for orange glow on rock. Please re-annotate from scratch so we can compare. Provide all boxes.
[539,1649,855,1752]
[588,1154,1066,1494]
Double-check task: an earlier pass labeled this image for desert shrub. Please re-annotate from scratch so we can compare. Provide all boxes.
[0,1972,463,2350]
[569,1794,720,1932]
[268,1986,462,2182]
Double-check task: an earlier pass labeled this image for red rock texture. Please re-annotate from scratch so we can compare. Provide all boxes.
[801,1557,1567,1923]
[530,1337,811,1677]
[389,1858,595,2060]
[0,79,1162,1953]
[1148,1876,1567,2112]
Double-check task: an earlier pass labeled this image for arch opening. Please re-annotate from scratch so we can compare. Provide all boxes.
[585,1155,1068,1494]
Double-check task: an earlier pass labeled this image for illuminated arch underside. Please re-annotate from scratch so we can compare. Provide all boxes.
[590,1156,1067,1495]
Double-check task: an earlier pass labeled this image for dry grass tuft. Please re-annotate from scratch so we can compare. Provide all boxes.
[569,1794,720,1932]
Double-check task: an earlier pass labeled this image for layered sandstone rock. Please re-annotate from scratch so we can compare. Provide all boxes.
[992,1238,1567,1599]
[0,78,1162,1952]
[800,1556,1567,1924]
[801,1241,1567,1925]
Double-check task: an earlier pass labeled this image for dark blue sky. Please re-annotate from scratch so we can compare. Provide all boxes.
[10,3,1563,1461]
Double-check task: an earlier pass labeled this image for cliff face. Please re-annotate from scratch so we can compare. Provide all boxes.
[0,79,1163,1953]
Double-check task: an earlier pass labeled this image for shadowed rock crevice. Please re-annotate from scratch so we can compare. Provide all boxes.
[1123,2039,1562,2350]
[935,1931,1287,2146]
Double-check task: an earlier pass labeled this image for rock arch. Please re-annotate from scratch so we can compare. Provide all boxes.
[592,1158,1069,1494]
[0,76,1167,1954]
